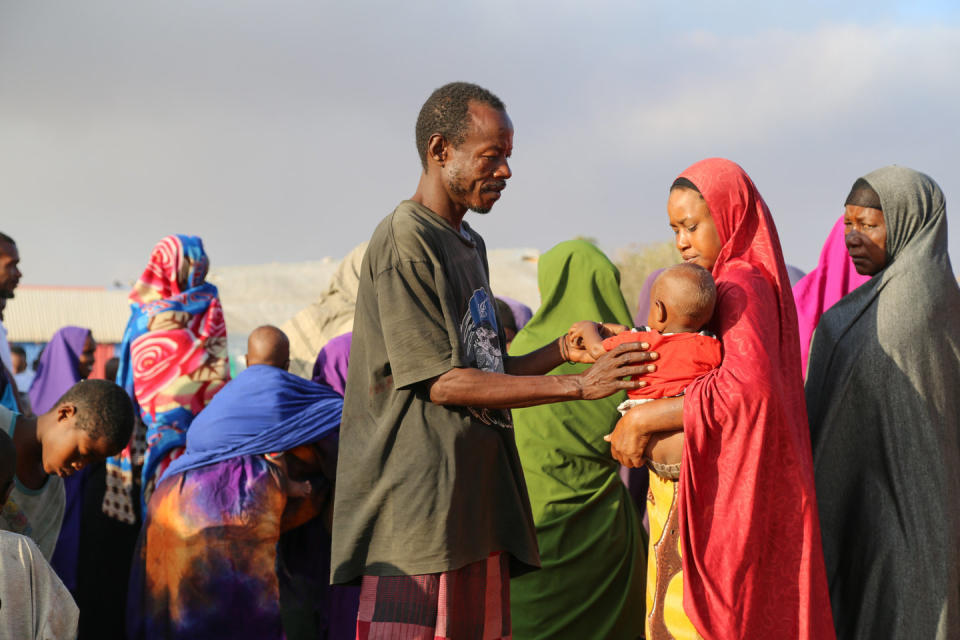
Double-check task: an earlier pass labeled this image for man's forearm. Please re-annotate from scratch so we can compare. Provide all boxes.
[428,366,580,409]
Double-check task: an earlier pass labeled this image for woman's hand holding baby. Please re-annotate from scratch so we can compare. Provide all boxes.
[606,408,653,468]
[607,396,685,468]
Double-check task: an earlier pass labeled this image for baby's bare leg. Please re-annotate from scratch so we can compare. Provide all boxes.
[645,430,683,466]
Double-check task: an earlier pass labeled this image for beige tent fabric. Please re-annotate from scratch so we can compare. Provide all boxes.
[280,242,541,379]
[282,242,367,378]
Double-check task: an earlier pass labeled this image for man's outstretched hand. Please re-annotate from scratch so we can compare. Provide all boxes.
[576,340,657,401]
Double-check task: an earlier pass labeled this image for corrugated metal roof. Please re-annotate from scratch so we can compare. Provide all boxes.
[3,259,339,345]
[4,286,131,343]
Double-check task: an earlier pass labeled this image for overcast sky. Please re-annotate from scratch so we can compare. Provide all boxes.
[2,1,958,287]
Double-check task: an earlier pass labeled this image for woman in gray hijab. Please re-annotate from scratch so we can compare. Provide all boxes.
[806,166,960,640]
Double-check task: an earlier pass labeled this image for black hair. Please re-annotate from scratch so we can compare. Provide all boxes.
[415,82,506,170]
[495,298,518,334]
[670,177,702,196]
[845,178,883,210]
[0,232,14,246]
[55,379,135,454]
[9,345,25,359]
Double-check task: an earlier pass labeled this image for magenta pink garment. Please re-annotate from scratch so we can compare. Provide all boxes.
[793,216,869,377]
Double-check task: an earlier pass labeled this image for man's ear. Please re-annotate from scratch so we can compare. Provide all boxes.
[426,133,448,169]
[655,300,667,324]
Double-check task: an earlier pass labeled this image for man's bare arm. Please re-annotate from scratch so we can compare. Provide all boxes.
[503,322,634,377]
[429,342,657,409]
[502,337,566,376]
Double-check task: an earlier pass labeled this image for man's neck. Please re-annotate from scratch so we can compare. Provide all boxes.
[12,414,47,490]
[411,173,467,231]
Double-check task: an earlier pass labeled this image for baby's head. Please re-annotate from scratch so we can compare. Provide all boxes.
[0,429,15,508]
[246,325,291,371]
[647,263,716,334]
[39,379,135,478]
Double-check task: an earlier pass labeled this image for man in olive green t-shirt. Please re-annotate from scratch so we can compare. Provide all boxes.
[331,82,654,639]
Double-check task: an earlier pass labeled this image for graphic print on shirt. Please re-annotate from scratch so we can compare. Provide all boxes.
[460,288,512,428]
[0,499,32,538]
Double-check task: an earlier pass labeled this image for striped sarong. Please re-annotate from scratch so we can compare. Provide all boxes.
[356,552,510,640]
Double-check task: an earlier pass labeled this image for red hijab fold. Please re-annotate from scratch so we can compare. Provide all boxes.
[677,158,834,639]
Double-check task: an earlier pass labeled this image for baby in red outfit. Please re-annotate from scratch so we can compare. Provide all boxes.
[570,263,721,477]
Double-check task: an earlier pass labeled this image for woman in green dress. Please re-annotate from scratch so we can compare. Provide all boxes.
[509,240,646,640]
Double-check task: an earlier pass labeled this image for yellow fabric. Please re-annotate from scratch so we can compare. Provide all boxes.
[645,471,701,640]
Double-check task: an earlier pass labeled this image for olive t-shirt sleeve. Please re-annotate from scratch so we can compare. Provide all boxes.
[376,259,467,390]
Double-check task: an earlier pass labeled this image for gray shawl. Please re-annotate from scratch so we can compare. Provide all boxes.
[806,166,960,639]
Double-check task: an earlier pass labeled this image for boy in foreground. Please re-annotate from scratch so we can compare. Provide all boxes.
[0,379,135,558]
[0,428,79,639]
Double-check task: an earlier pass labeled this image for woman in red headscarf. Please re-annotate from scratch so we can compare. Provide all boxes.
[608,158,834,639]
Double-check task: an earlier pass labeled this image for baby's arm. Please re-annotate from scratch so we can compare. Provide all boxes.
[567,321,628,361]
[567,321,608,360]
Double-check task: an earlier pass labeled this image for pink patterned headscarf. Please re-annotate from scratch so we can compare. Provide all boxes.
[793,217,869,377]
[104,235,230,522]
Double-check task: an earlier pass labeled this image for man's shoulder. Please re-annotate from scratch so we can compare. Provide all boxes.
[388,200,454,243]
[367,201,453,268]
